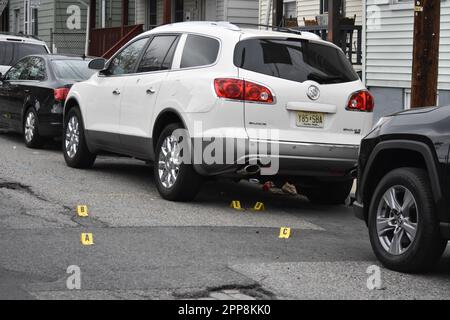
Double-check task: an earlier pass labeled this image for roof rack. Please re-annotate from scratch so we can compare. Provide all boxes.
[231,23,302,35]
[0,32,43,41]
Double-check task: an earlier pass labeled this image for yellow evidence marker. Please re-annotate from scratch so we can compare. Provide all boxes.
[81,233,94,246]
[279,227,291,239]
[252,202,265,211]
[77,205,89,217]
[230,200,244,211]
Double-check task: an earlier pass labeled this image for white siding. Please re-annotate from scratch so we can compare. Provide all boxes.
[296,0,319,25]
[259,0,272,25]
[156,0,163,25]
[217,0,225,20]
[345,0,362,25]
[365,1,450,90]
[136,0,145,24]
[226,0,259,24]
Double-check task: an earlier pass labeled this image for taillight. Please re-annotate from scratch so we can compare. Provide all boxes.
[214,78,273,103]
[54,88,70,102]
[347,90,374,112]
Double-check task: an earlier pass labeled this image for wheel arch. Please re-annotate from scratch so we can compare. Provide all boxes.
[361,140,444,222]
[152,108,186,150]
[64,97,81,123]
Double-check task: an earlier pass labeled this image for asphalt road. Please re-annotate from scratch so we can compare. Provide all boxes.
[0,132,449,300]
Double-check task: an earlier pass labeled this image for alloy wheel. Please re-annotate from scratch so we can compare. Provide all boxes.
[158,135,181,189]
[65,116,80,159]
[24,111,36,143]
[376,185,419,255]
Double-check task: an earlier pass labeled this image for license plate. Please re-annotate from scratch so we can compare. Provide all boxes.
[296,111,324,128]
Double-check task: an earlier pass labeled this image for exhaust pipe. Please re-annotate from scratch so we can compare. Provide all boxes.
[237,164,261,176]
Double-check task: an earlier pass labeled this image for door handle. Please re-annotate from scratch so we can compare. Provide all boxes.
[112,89,121,95]
[146,88,156,95]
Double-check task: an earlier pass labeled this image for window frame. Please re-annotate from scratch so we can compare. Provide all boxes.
[134,33,181,75]
[4,56,47,82]
[101,36,151,77]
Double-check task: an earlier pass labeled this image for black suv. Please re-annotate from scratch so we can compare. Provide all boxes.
[354,106,450,273]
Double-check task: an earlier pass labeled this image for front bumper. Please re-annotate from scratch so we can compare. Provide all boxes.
[194,138,359,178]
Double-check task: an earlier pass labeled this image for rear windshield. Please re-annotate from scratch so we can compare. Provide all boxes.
[51,59,96,81]
[234,38,359,84]
[0,42,48,66]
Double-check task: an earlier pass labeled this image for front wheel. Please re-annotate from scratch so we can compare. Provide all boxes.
[63,107,96,169]
[154,123,202,201]
[368,168,447,273]
[23,108,44,149]
[303,179,353,205]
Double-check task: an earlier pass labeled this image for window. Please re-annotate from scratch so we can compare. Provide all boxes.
[137,36,179,73]
[19,56,46,81]
[52,60,97,81]
[0,42,14,66]
[234,38,359,85]
[180,35,220,68]
[320,0,344,15]
[5,58,29,81]
[108,38,148,76]
[23,0,37,35]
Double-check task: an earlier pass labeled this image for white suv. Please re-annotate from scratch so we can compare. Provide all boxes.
[0,33,50,75]
[63,22,373,203]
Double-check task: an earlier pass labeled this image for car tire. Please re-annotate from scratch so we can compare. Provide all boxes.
[154,123,203,202]
[303,179,353,205]
[23,108,44,149]
[63,107,96,169]
[368,167,447,273]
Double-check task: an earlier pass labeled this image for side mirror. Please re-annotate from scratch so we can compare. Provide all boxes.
[88,58,106,70]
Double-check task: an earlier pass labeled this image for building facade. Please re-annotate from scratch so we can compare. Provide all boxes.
[364,0,450,119]
[135,0,259,29]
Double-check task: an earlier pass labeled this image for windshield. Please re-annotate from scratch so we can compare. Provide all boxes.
[51,59,96,81]
[234,38,359,85]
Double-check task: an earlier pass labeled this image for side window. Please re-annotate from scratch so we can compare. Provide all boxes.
[5,59,29,81]
[19,57,46,81]
[108,38,148,76]
[180,35,220,68]
[137,35,179,73]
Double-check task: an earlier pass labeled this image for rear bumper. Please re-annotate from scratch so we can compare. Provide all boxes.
[194,138,359,178]
[38,114,63,137]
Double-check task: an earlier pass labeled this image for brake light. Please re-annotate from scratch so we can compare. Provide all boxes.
[214,78,273,103]
[347,90,374,112]
[54,88,70,102]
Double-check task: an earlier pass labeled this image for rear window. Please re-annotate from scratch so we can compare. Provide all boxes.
[180,35,220,68]
[234,38,359,84]
[51,60,96,81]
[14,43,48,65]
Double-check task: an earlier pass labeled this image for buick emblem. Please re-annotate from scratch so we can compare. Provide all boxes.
[307,85,320,100]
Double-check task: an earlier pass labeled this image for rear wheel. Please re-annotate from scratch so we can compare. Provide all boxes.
[368,168,447,273]
[303,179,353,205]
[154,123,202,201]
[23,108,44,149]
[63,107,96,169]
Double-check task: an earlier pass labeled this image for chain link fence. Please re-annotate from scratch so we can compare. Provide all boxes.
[50,30,86,56]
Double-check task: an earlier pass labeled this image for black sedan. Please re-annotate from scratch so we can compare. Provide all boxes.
[354,106,450,273]
[0,55,97,148]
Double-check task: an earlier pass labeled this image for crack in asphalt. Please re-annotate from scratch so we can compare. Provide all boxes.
[0,179,109,228]
[172,283,276,300]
